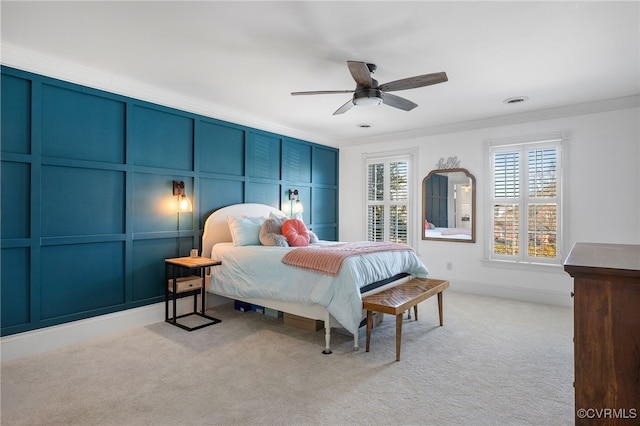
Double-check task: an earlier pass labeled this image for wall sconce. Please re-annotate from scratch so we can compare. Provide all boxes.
[173,180,193,212]
[289,189,304,217]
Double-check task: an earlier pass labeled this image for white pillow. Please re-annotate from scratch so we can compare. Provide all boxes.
[227,215,265,246]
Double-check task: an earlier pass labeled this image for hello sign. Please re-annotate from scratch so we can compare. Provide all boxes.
[436,156,460,169]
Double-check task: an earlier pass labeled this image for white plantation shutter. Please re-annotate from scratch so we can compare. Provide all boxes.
[493,151,521,255]
[367,163,384,202]
[489,137,564,265]
[367,163,384,241]
[527,147,558,258]
[367,205,384,242]
[494,152,519,198]
[365,155,411,244]
[390,161,408,201]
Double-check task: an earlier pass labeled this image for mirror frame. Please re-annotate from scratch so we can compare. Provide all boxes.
[422,167,476,243]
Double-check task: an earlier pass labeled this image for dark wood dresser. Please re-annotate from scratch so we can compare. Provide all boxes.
[564,243,640,425]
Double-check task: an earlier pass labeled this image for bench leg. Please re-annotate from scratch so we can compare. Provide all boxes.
[395,313,403,362]
[406,305,418,320]
[365,310,372,352]
[437,291,444,326]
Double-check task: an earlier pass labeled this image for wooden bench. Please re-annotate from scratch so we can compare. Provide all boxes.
[362,278,449,361]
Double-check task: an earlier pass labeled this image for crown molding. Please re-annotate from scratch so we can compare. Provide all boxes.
[1,44,332,147]
[337,95,639,147]
[3,45,635,150]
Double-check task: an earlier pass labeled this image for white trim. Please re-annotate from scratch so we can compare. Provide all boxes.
[484,133,568,266]
[6,45,637,150]
[483,130,571,148]
[1,281,571,363]
[480,258,565,274]
[0,297,199,363]
[1,44,331,147]
[448,279,573,307]
[340,96,638,147]
[362,148,418,246]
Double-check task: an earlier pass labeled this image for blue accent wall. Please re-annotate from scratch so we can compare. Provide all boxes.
[1,66,339,336]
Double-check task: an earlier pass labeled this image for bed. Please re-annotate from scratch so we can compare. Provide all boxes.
[425,227,472,240]
[202,203,429,354]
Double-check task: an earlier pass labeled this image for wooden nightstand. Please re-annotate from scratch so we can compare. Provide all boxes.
[165,256,222,331]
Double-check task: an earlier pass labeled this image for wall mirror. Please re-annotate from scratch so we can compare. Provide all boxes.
[422,168,476,243]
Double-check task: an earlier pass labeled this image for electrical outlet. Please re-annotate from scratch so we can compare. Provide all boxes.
[446,261,453,271]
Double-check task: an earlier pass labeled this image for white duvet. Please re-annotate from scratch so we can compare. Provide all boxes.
[208,242,429,334]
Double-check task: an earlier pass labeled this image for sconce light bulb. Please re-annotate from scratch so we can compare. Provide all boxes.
[178,195,193,212]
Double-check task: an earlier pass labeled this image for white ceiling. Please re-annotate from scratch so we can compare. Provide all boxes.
[2,1,639,147]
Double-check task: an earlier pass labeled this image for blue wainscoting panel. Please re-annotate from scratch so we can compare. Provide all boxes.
[199,121,244,176]
[132,172,192,233]
[246,182,280,207]
[0,66,339,336]
[40,242,125,320]
[282,141,311,183]
[313,226,337,242]
[1,247,30,328]
[312,187,337,225]
[1,161,30,239]
[131,105,194,170]
[246,133,280,179]
[1,73,31,155]
[424,173,448,227]
[199,177,244,225]
[41,84,125,163]
[132,238,177,302]
[312,146,338,185]
[41,166,125,237]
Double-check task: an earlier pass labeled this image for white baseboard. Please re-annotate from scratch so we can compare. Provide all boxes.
[0,297,200,363]
[2,283,572,363]
[448,279,573,307]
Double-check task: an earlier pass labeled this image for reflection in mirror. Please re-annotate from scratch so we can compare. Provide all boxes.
[422,168,476,243]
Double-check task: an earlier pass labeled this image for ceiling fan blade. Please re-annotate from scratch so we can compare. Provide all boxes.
[291,90,354,96]
[347,61,373,88]
[380,92,418,111]
[379,72,448,92]
[333,99,355,115]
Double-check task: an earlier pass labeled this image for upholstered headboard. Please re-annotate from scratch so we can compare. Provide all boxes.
[201,203,284,259]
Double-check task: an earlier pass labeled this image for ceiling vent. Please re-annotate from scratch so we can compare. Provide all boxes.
[503,96,529,105]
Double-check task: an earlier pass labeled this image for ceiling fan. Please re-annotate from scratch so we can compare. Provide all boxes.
[291,61,448,115]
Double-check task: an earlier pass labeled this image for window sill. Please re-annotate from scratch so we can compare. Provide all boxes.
[481,258,565,274]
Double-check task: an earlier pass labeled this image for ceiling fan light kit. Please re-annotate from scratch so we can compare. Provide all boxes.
[353,90,383,106]
[291,61,448,115]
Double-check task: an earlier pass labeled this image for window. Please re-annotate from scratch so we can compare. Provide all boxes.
[365,154,412,244]
[487,133,567,265]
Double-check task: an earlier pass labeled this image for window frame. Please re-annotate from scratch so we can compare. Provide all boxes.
[484,132,569,267]
[363,149,416,247]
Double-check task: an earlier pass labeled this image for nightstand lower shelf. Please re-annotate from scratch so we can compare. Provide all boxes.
[166,288,221,331]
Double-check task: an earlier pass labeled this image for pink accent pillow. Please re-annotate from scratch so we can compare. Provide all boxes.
[282,219,310,247]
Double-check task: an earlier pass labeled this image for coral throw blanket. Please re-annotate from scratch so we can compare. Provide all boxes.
[282,241,414,276]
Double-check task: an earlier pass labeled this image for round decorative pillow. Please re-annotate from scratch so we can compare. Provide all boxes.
[282,218,310,247]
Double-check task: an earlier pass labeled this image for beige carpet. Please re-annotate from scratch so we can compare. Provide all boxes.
[1,291,574,425]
